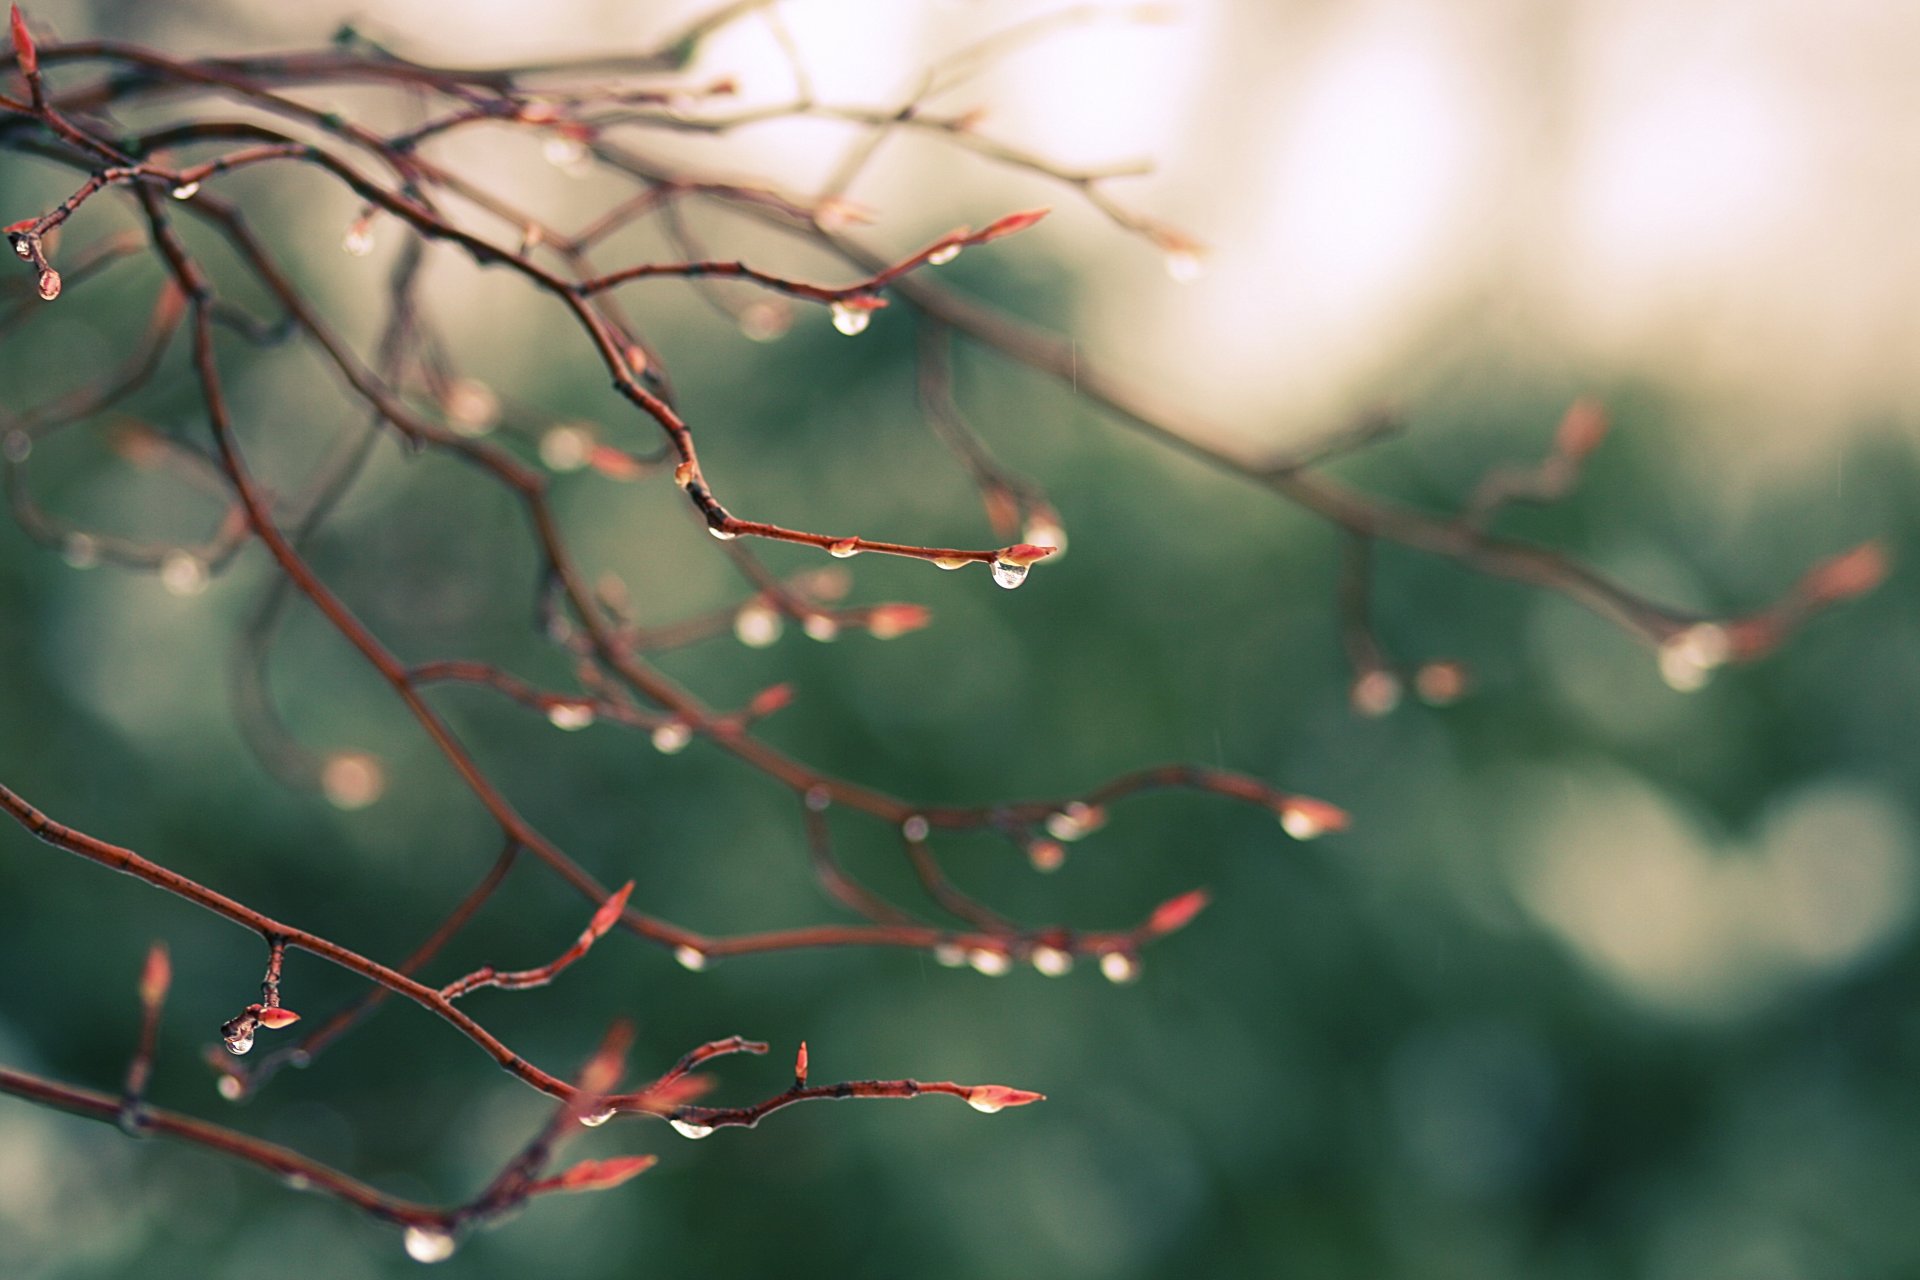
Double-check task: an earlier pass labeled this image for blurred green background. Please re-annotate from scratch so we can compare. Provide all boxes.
[2,1,1918,1277]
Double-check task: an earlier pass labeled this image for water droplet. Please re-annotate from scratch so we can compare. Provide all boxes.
[672,461,695,488]
[933,555,969,571]
[539,424,594,472]
[443,378,499,437]
[828,538,859,559]
[321,752,385,811]
[1100,951,1141,984]
[215,1074,244,1101]
[342,222,375,257]
[11,237,31,259]
[543,135,588,170]
[967,948,1011,976]
[802,614,839,642]
[224,1030,254,1056]
[170,181,200,201]
[160,552,209,597]
[547,702,595,731]
[966,1090,1005,1114]
[928,244,961,266]
[35,269,59,302]
[901,815,930,842]
[1031,946,1073,977]
[988,558,1029,590]
[651,721,692,755]
[829,302,870,337]
[1349,669,1402,718]
[734,602,782,648]
[673,945,708,972]
[1277,805,1330,840]
[670,1118,715,1140]
[739,301,791,342]
[284,1172,311,1191]
[707,525,738,541]
[1044,803,1103,842]
[1658,623,1730,692]
[579,1107,616,1128]
[1027,840,1066,873]
[933,943,967,967]
[804,785,832,812]
[62,534,99,569]
[2,429,30,462]
[1164,249,1202,283]
[403,1225,457,1263]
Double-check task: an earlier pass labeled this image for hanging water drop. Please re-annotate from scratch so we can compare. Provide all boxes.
[1031,946,1073,977]
[224,1029,254,1056]
[651,721,692,755]
[739,301,791,342]
[733,602,782,648]
[928,244,961,266]
[828,538,859,559]
[547,702,595,731]
[160,552,209,598]
[342,221,375,257]
[967,949,1011,976]
[707,525,738,541]
[966,1089,1005,1114]
[802,614,839,642]
[403,1225,458,1264]
[988,558,1028,590]
[1164,249,1202,283]
[215,1074,244,1101]
[1658,623,1730,693]
[933,555,969,571]
[579,1107,616,1128]
[170,181,200,201]
[901,815,930,842]
[804,785,832,812]
[321,752,385,811]
[933,943,967,968]
[670,1118,714,1140]
[829,302,870,337]
[1100,951,1142,984]
[540,423,595,472]
[673,945,708,972]
[62,534,99,569]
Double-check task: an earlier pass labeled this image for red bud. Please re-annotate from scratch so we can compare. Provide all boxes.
[1553,399,1609,460]
[11,6,37,78]
[965,1084,1044,1113]
[1800,540,1888,605]
[977,208,1050,241]
[1147,888,1210,936]
[138,941,171,1009]
[865,603,931,639]
[587,881,635,939]
[794,1041,808,1084]
[549,1154,658,1193]
[747,683,793,718]
[255,1006,301,1030]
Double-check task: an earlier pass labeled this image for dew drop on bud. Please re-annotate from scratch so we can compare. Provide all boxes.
[216,1074,244,1101]
[579,1107,616,1128]
[988,558,1029,590]
[901,815,930,842]
[651,721,692,755]
[1031,946,1073,977]
[1164,249,1202,283]
[11,237,32,260]
[928,244,961,266]
[36,268,59,301]
[321,751,385,811]
[829,302,870,337]
[1044,802,1103,842]
[828,538,859,559]
[160,552,209,597]
[802,613,839,642]
[673,945,708,972]
[539,423,595,472]
[670,1118,714,1140]
[933,555,969,571]
[966,1089,1005,1114]
[968,948,1011,976]
[1278,805,1327,840]
[1658,623,1730,693]
[170,182,200,201]
[734,602,782,648]
[547,702,595,731]
[1100,950,1142,984]
[673,461,695,488]
[403,1225,457,1264]
[933,942,967,968]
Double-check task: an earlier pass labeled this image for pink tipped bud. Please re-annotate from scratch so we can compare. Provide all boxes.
[255,1006,301,1030]
[965,1085,1045,1114]
[1800,541,1888,605]
[794,1041,809,1084]
[548,1155,658,1193]
[995,543,1057,568]
[578,1019,634,1097]
[138,941,171,1009]
[748,683,794,718]
[587,881,635,940]
[866,603,931,639]
[1147,888,1211,936]
[977,207,1050,242]
[587,446,644,480]
[1553,399,1609,461]
[10,5,36,77]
